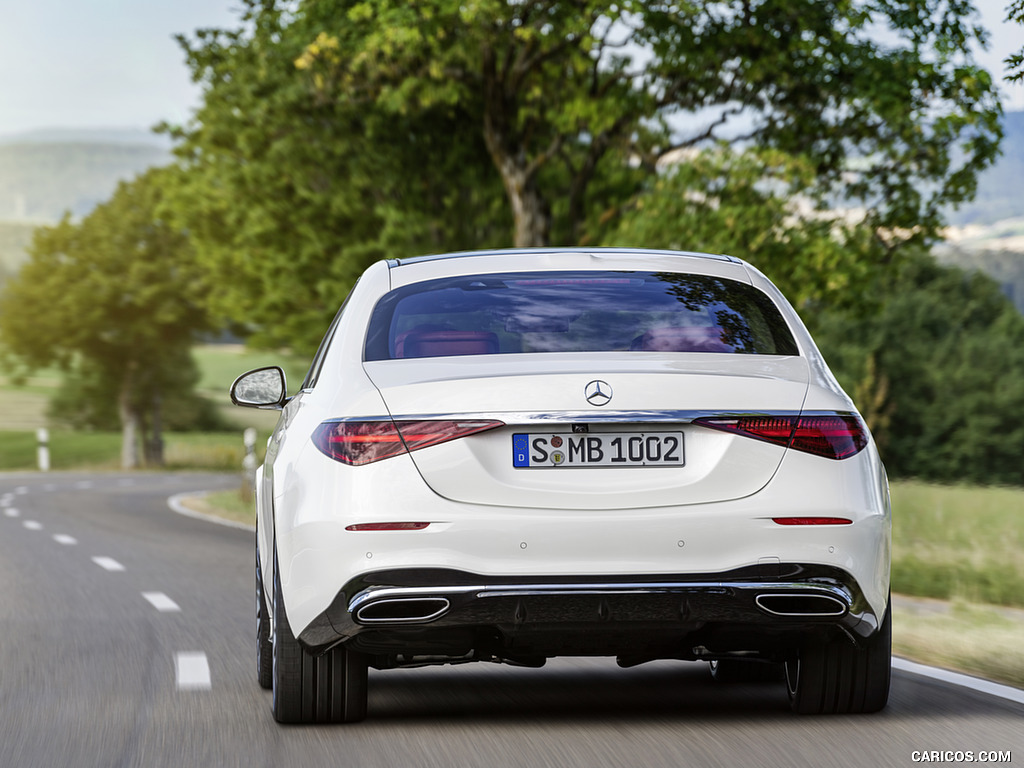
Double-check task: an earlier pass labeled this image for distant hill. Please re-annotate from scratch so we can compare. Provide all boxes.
[946,110,1024,227]
[0,140,169,222]
[0,221,37,285]
[0,127,172,148]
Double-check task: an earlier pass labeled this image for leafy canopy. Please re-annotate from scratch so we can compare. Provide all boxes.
[1008,0,1023,82]
[169,0,1002,354]
[294,0,1002,247]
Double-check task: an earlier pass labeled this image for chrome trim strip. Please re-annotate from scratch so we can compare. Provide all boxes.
[320,410,856,426]
[322,410,813,426]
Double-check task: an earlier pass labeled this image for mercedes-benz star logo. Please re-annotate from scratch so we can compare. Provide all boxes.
[584,380,613,407]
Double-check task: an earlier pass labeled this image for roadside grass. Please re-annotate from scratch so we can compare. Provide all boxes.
[0,430,267,471]
[182,487,256,527]
[893,600,1024,688]
[890,481,1024,607]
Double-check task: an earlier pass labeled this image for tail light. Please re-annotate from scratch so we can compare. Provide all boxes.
[313,419,504,465]
[693,413,868,460]
[773,517,853,525]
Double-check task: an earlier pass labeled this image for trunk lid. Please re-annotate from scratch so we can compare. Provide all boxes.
[362,353,809,510]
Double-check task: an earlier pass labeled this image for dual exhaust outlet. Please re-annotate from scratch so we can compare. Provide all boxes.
[352,591,847,625]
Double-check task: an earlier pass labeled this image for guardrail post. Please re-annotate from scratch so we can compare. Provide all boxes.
[37,428,50,472]
[242,428,257,502]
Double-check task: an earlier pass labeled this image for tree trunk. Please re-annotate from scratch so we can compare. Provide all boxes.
[118,364,140,470]
[149,391,165,467]
[481,46,551,248]
[494,153,551,247]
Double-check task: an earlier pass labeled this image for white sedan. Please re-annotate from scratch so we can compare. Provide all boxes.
[231,247,891,723]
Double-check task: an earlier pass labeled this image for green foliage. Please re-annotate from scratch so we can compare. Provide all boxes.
[164,0,510,355]
[169,0,1003,352]
[292,0,1000,243]
[1007,0,1024,83]
[46,352,230,433]
[809,254,1024,485]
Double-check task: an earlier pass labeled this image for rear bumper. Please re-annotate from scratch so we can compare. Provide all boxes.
[297,563,884,663]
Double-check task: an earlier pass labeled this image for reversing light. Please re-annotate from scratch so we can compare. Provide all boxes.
[772,517,853,525]
[693,413,868,460]
[313,419,504,465]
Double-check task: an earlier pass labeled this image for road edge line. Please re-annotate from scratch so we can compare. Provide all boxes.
[893,657,1024,705]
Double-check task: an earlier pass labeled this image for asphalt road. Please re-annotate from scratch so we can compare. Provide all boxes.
[1,472,1020,768]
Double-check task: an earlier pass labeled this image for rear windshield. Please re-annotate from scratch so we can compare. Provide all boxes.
[364,271,798,360]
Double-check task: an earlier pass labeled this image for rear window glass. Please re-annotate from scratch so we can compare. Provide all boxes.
[364,271,798,360]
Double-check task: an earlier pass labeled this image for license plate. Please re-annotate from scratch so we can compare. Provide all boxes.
[512,432,684,468]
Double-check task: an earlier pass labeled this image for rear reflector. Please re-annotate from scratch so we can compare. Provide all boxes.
[772,517,853,525]
[693,413,868,460]
[345,522,431,531]
[313,419,504,465]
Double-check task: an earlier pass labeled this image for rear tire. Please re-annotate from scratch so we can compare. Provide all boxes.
[271,549,368,723]
[256,552,273,690]
[786,598,891,714]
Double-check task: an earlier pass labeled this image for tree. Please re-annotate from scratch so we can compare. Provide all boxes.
[293,0,1001,248]
[164,1,510,355]
[0,168,210,468]
[1008,0,1023,82]
[170,0,1002,352]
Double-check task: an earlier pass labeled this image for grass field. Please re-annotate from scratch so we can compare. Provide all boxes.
[890,481,1024,607]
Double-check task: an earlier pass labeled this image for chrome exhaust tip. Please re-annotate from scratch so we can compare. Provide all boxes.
[755,593,847,617]
[354,597,451,624]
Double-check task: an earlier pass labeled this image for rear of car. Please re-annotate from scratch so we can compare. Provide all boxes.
[236,248,891,723]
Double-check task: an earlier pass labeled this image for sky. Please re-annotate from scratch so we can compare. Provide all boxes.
[0,0,1021,139]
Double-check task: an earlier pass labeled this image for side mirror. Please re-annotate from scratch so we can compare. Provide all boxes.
[230,366,287,409]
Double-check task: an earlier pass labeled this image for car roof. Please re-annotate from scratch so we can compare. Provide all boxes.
[388,247,741,268]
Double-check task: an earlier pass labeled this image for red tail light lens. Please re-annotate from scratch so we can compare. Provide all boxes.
[790,414,868,459]
[773,517,853,525]
[313,419,504,465]
[345,522,431,531]
[693,413,868,460]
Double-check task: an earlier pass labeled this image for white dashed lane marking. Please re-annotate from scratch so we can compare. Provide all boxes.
[91,557,126,572]
[142,592,181,613]
[6,480,216,693]
[175,653,211,690]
